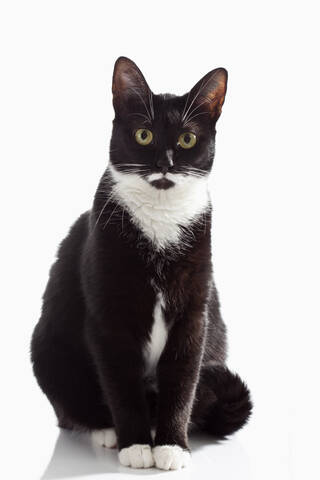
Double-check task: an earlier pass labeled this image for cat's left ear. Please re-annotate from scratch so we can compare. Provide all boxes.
[112,57,153,117]
[185,68,228,121]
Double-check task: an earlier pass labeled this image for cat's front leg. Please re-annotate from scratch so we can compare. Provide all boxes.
[154,309,205,470]
[87,324,154,468]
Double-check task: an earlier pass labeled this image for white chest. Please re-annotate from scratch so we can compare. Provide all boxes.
[143,292,168,375]
[109,165,210,250]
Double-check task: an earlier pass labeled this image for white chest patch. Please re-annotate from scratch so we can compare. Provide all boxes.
[109,165,210,249]
[144,292,168,375]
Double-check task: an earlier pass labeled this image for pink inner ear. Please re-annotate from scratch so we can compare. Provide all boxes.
[187,68,228,119]
[112,57,150,101]
[207,87,225,116]
[122,72,133,85]
[115,71,138,96]
[113,68,136,96]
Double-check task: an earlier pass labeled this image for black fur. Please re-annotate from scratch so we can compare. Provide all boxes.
[31,57,252,456]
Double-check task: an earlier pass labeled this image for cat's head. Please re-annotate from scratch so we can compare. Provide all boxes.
[109,57,227,190]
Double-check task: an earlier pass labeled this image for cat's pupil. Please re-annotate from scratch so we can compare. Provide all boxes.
[184,133,191,144]
[141,130,148,140]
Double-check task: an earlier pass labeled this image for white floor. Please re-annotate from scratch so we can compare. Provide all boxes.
[23,414,316,480]
[40,430,250,480]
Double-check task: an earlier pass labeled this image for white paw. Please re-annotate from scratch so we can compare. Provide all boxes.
[153,445,191,470]
[91,428,117,448]
[119,444,154,469]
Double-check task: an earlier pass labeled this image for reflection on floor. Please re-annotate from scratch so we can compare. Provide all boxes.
[42,429,251,479]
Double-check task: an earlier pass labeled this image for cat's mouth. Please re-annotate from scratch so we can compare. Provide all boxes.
[150,178,175,190]
[147,173,175,190]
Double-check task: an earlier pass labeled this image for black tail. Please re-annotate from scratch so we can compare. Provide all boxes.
[192,365,252,438]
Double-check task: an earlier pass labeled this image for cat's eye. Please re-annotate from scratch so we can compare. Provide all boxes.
[135,128,153,146]
[178,132,197,149]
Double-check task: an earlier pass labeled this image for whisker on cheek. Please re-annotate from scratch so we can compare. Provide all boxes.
[115,170,148,176]
[116,163,146,167]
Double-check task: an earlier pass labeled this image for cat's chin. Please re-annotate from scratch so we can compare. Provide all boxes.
[149,178,175,190]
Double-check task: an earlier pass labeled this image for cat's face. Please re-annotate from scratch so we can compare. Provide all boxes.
[109,57,227,190]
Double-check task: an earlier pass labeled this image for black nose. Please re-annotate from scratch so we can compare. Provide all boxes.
[156,150,174,174]
[156,162,170,174]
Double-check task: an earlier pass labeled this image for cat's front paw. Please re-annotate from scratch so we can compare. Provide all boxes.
[119,444,154,469]
[153,445,191,470]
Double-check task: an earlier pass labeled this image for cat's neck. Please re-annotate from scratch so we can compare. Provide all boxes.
[108,164,210,250]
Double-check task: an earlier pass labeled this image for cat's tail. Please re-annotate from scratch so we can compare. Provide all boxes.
[192,365,252,438]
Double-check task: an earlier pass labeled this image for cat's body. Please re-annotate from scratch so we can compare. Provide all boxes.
[31,57,252,470]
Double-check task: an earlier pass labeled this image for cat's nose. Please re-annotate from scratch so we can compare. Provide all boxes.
[156,149,174,174]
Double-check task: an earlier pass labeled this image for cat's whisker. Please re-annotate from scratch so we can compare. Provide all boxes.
[117,163,146,167]
[178,166,207,178]
[102,201,122,230]
[128,112,151,124]
[129,87,152,123]
[181,90,191,121]
[183,98,208,124]
[183,166,207,173]
[116,169,148,176]
[148,89,154,120]
[182,72,217,122]
[182,78,205,122]
[202,210,207,236]
[93,191,116,231]
[121,207,125,232]
[183,110,210,127]
[186,173,205,178]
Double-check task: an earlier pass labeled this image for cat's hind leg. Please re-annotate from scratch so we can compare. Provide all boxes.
[32,335,114,433]
[54,399,117,449]
[53,394,117,448]
[91,428,117,448]
[191,364,252,438]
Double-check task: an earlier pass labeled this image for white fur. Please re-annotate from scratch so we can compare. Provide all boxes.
[91,428,117,448]
[144,292,168,374]
[109,165,210,250]
[166,149,174,165]
[119,444,154,468]
[153,445,191,470]
[147,172,163,182]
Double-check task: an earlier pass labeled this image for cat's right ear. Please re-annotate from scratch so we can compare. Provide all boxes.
[112,57,153,117]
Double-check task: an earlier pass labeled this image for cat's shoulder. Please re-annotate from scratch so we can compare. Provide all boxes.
[57,211,90,258]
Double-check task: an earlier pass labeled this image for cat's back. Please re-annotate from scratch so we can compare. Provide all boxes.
[31,211,103,409]
[56,211,90,262]
[33,211,90,340]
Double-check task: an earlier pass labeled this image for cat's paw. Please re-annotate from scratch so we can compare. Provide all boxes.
[91,428,117,448]
[119,444,154,469]
[153,445,191,470]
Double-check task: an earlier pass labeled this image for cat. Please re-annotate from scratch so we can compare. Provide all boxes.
[31,57,252,471]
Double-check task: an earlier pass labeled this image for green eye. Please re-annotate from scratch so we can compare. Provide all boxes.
[178,132,197,149]
[135,128,153,146]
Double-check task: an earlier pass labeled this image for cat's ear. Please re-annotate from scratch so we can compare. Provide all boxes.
[184,68,228,122]
[112,57,153,117]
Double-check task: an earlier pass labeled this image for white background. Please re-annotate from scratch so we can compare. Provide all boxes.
[1,1,319,479]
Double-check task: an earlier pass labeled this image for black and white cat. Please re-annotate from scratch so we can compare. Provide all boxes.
[31,57,252,471]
